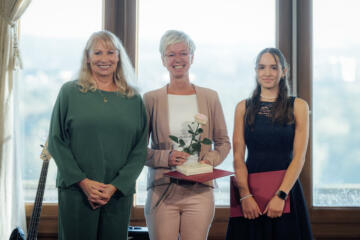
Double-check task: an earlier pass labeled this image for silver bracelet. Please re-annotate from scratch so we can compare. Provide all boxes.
[240,194,253,201]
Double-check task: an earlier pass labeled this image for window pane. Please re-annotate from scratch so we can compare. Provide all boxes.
[313,0,360,206]
[137,0,275,205]
[19,0,101,202]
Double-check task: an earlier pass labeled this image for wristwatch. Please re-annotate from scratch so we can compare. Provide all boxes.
[277,190,288,200]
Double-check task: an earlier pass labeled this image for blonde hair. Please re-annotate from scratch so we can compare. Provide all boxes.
[77,30,136,97]
[159,30,196,59]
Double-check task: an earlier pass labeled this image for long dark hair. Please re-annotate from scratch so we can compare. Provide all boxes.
[245,48,294,127]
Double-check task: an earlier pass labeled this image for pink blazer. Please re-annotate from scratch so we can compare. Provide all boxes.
[143,84,231,189]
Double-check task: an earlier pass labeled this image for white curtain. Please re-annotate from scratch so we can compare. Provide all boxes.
[0,0,32,239]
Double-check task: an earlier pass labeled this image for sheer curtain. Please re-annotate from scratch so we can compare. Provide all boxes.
[0,0,31,238]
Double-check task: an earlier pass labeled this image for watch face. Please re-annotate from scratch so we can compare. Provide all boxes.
[277,190,287,200]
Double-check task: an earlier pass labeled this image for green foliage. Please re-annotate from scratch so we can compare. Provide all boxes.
[201,138,212,145]
[169,135,179,143]
[169,122,213,155]
[179,139,185,147]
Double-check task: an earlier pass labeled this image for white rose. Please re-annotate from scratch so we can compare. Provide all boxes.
[194,113,208,125]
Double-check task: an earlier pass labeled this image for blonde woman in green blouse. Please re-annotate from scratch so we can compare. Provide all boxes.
[48,30,147,240]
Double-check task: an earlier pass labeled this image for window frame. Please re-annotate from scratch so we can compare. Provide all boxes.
[297,0,360,238]
[25,0,360,239]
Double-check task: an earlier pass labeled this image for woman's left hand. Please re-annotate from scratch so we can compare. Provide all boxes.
[201,151,219,166]
[100,184,117,202]
[263,195,285,218]
[87,184,117,209]
[88,201,101,210]
[199,160,211,165]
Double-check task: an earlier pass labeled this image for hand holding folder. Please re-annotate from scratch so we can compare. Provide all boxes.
[230,170,290,217]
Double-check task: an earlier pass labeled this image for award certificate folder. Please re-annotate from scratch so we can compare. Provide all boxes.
[165,169,233,183]
[230,170,290,217]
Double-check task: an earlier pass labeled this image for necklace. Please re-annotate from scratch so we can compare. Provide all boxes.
[98,90,109,103]
[260,95,277,100]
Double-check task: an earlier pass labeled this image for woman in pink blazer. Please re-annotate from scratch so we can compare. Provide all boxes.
[143,30,231,240]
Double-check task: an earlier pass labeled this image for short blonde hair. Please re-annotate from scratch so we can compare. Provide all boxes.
[159,30,196,59]
[77,30,136,97]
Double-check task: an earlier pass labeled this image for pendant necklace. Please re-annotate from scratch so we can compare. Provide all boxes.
[98,90,108,103]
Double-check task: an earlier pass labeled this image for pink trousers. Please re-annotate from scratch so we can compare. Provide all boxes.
[145,183,215,240]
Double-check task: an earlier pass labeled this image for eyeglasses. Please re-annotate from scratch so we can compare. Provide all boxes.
[164,52,190,59]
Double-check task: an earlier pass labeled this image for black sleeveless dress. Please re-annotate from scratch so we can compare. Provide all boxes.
[226,97,313,240]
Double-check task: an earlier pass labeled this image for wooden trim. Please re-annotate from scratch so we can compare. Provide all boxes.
[277,0,294,92]
[104,0,137,67]
[131,206,360,239]
[27,204,360,240]
[297,0,313,209]
[25,203,58,239]
[312,223,360,239]
[297,0,360,238]
[311,208,360,223]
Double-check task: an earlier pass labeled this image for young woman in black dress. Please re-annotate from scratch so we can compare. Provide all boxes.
[226,48,313,240]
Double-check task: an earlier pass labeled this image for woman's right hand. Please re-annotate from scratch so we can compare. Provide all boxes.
[168,150,189,166]
[78,178,108,208]
[241,196,262,219]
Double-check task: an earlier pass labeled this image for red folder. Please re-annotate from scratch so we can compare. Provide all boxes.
[230,170,290,217]
[165,168,233,183]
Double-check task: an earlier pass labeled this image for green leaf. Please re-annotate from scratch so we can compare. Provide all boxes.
[197,128,203,134]
[183,148,192,154]
[179,139,185,147]
[188,130,194,134]
[169,135,179,143]
[192,142,201,152]
[202,138,212,145]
